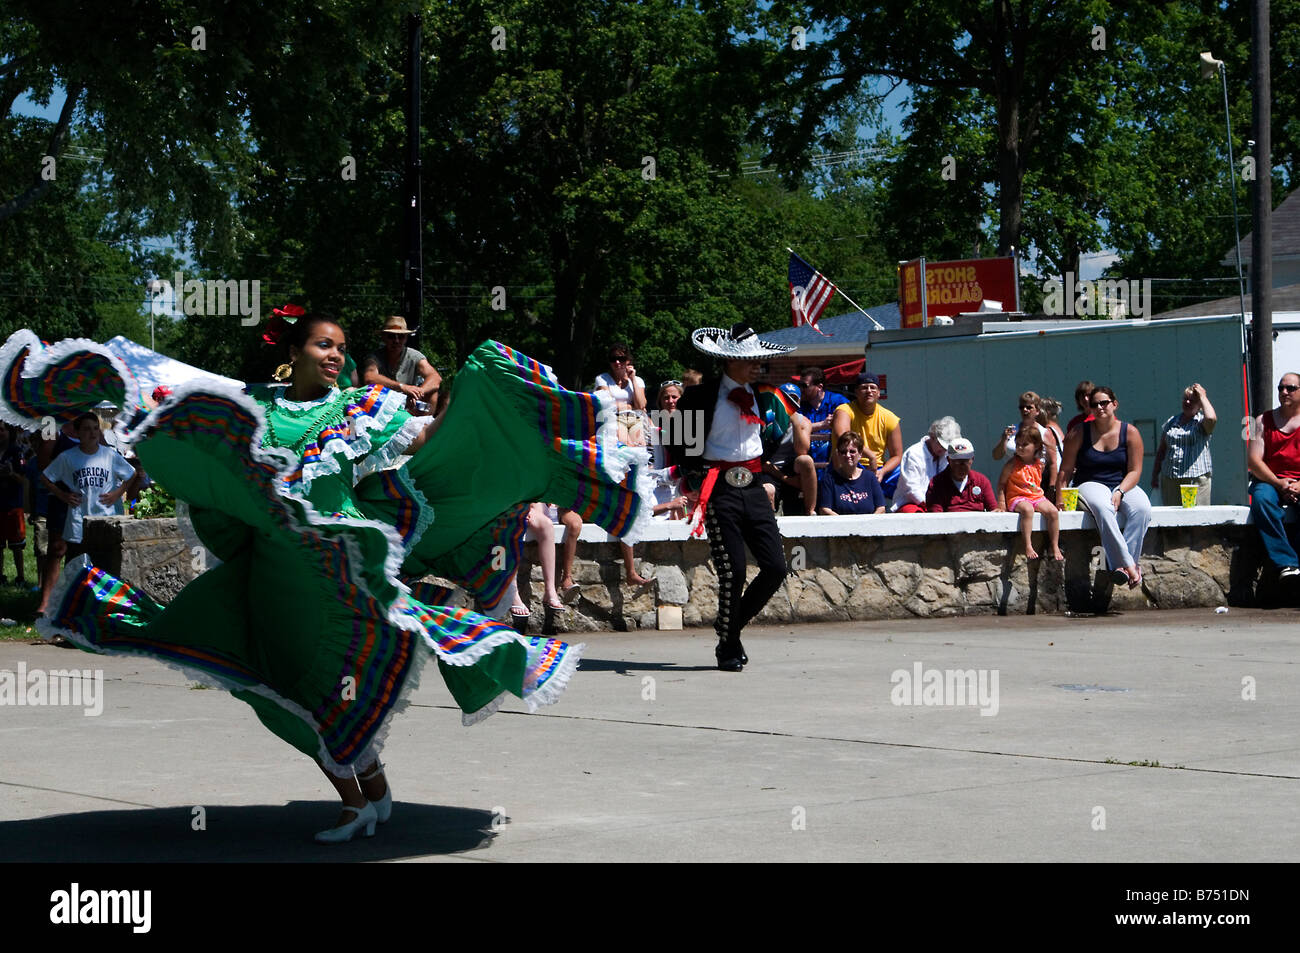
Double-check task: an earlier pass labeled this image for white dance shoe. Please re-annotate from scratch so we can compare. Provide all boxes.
[314,801,378,844]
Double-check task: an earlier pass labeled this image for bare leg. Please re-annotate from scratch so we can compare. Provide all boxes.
[37,538,66,614]
[793,454,817,515]
[527,503,561,605]
[622,542,650,585]
[1015,500,1038,560]
[1040,500,1064,560]
[509,570,528,611]
[557,508,582,592]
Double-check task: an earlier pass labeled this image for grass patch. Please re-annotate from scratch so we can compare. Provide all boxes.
[0,522,48,641]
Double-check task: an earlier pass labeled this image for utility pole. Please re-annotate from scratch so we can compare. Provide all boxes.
[402,13,424,344]
[1249,0,1272,412]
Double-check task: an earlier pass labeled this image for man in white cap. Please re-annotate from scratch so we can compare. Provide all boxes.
[892,416,961,512]
[667,322,795,672]
[924,437,999,512]
[362,315,442,409]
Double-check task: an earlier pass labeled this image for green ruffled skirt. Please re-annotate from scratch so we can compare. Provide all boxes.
[5,333,649,775]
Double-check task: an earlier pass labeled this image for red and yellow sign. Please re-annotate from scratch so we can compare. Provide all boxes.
[925,256,1018,320]
[898,258,926,329]
[898,256,1020,326]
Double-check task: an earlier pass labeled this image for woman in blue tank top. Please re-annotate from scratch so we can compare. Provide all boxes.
[1059,385,1151,589]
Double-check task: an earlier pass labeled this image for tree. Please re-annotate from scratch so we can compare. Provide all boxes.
[418,0,776,385]
[765,0,1125,257]
[0,115,177,341]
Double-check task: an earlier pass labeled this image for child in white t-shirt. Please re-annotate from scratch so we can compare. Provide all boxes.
[40,412,138,551]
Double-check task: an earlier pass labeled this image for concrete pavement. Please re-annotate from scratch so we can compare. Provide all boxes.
[0,607,1296,862]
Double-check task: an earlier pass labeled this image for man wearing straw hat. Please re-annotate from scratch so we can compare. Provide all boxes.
[362,315,443,408]
[668,323,796,672]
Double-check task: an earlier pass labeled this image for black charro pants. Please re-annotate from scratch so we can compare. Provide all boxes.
[704,479,786,642]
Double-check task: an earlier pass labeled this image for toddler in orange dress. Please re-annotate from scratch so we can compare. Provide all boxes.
[997,425,1063,561]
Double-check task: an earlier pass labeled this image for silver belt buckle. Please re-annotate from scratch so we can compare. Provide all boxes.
[724,466,753,488]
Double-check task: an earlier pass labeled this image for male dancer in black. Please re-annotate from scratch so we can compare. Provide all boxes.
[669,324,795,671]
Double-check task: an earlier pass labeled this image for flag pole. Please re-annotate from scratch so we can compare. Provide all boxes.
[787,247,884,330]
[831,286,884,331]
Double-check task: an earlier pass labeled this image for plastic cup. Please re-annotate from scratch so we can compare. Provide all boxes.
[1060,487,1079,511]
[1180,484,1198,508]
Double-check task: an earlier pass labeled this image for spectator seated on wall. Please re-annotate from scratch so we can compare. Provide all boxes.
[892,416,961,512]
[1245,372,1300,583]
[1058,385,1150,590]
[798,366,849,464]
[924,438,998,512]
[831,372,903,500]
[758,381,817,514]
[816,432,885,515]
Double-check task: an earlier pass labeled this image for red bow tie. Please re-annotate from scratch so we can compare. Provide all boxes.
[728,386,761,424]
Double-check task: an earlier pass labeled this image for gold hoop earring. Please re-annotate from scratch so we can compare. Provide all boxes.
[273,363,293,382]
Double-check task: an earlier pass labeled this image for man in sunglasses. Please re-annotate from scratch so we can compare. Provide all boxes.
[1246,373,1300,582]
[798,366,847,464]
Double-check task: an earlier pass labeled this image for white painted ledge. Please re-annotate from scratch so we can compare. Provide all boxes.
[537,505,1252,544]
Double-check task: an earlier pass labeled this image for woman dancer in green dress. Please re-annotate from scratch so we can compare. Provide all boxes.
[4,315,650,843]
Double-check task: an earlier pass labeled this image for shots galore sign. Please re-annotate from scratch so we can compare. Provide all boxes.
[898,256,1020,327]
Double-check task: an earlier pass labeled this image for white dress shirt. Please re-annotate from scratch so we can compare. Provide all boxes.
[703,374,764,462]
[891,436,948,510]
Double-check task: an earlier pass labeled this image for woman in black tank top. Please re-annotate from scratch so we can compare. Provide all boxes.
[1059,385,1151,589]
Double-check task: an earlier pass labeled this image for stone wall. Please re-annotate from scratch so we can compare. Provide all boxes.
[83,516,199,604]
[513,517,1253,632]
[96,508,1266,631]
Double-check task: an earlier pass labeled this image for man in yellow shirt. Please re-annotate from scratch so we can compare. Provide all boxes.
[831,372,903,495]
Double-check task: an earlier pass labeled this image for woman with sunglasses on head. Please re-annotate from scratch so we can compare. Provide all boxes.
[8,312,650,844]
[1059,385,1151,589]
[649,381,689,518]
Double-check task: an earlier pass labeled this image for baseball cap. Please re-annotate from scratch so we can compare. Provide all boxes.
[946,437,975,460]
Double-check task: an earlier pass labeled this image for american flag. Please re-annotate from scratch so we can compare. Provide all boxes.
[788,252,835,335]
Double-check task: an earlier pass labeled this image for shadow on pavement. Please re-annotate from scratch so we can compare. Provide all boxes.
[3,802,501,862]
[578,657,716,674]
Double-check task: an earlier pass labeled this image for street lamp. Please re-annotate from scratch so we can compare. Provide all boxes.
[1200,51,1248,325]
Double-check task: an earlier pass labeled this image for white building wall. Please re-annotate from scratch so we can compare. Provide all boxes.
[866,316,1248,504]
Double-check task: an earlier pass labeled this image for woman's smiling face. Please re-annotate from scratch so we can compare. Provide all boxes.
[291,321,347,391]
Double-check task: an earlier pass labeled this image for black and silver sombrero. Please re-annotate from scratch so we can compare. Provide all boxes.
[691,322,796,360]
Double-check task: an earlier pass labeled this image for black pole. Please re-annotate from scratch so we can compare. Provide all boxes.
[1250,0,1272,413]
[402,13,423,344]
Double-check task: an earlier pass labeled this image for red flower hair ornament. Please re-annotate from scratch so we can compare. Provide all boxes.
[262,303,307,345]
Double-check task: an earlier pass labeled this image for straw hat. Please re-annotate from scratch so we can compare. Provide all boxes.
[381,316,416,335]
